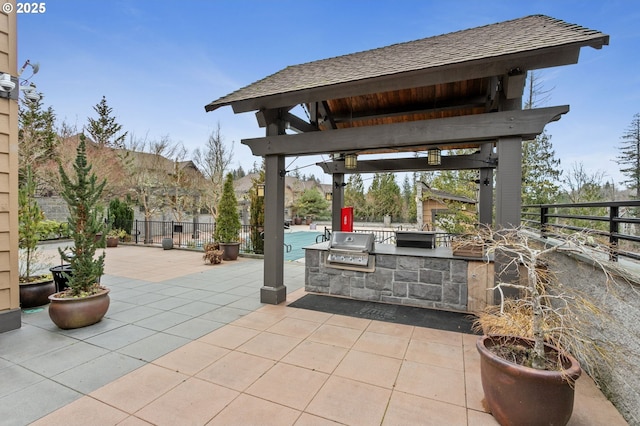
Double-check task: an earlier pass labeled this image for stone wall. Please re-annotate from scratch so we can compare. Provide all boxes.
[305,249,468,311]
[36,196,213,225]
[36,196,69,223]
[549,250,640,425]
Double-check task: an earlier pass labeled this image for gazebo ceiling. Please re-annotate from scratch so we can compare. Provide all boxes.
[204,14,608,157]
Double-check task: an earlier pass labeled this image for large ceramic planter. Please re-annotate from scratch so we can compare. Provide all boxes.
[19,277,56,308]
[220,242,240,261]
[106,236,119,247]
[476,335,581,426]
[48,287,110,329]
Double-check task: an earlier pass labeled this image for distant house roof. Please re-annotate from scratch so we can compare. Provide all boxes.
[205,15,608,112]
[233,173,324,195]
[62,134,203,178]
[420,182,476,205]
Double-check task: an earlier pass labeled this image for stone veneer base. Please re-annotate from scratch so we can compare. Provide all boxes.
[305,245,471,311]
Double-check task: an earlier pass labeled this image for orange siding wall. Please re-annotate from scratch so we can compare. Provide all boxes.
[0,5,20,329]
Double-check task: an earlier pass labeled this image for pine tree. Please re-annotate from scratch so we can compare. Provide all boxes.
[367,173,402,221]
[401,175,417,222]
[616,113,640,198]
[522,131,562,204]
[18,97,58,186]
[58,135,107,296]
[344,173,367,219]
[294,189,329,220]
[522,71,562,205]
[86,96,128,148]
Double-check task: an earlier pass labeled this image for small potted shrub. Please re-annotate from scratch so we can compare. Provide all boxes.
[202,242,223,265]
[18,166,56,307]
[106,228,126,247]
[214,173,242,260]
[48,135,110,329]
[473,226,618,425]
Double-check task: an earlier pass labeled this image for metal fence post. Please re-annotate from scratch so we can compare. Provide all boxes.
[610,206,619,261]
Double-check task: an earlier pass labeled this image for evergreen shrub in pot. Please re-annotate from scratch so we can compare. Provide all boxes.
[48,135,110,329]
[214,173,241,260]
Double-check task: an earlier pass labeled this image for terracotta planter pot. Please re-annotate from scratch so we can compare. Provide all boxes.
[476,335,581,426]
[19,277,56,308]
[219,242,240,261]
[48,287,110,329]
[106,236,119,247]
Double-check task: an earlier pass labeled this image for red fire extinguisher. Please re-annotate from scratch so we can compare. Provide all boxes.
[341,207,354,232]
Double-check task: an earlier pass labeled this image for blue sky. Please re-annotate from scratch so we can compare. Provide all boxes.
[16,0,640,190]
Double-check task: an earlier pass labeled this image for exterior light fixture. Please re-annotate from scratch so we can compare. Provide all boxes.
[1,60,41,102]
[325,192,333,201]
[0,73,16,93]
[427,148,441,166]
[257,183,265,197]
[344,153,357,170]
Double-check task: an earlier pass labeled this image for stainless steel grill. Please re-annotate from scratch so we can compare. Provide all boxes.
[326,232,375,272]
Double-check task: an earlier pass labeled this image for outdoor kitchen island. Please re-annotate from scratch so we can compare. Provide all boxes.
[303,232,493,313]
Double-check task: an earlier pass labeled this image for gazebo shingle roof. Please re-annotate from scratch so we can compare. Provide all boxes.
[205,15,608,112]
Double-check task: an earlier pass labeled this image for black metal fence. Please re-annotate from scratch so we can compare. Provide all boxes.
[132,220,257,253]
[522,200,640,261]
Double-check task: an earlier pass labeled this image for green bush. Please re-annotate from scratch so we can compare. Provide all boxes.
[37,220,69,239]
[108,198,133,235]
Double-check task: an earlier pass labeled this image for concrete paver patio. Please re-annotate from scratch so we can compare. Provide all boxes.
[0,245,628,425]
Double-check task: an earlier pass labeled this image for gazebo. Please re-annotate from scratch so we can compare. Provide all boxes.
[205,15,608,305]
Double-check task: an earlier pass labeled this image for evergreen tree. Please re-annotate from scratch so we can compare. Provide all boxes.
[58,135,107,296]
[18,97,58,187]
[108,198,134,235]
[522,71,562,205]
[522,131,562,204]
[616,113,640,198]
[249,169,265,254]
[344,173,367,220]
[401,175,417,222]
[86,96,128,148]
[367,173,402,221]
[294,188,329,220]
[214,173,241,243]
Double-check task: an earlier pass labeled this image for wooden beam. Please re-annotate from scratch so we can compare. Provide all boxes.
[220,47,583,113]
[317,153,497,174]
[256,110,317,133]
[242,106,568,156]
[331,97,487,124]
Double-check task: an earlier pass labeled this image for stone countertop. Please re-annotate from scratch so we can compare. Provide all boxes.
[303,242,489,261]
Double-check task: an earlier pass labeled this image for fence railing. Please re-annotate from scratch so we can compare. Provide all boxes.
[522,200,640,261]
[132,220,257,253]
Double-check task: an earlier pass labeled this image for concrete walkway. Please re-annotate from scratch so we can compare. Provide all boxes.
[0,245,628,425]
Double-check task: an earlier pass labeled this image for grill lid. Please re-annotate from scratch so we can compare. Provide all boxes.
[329,232,375,252]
